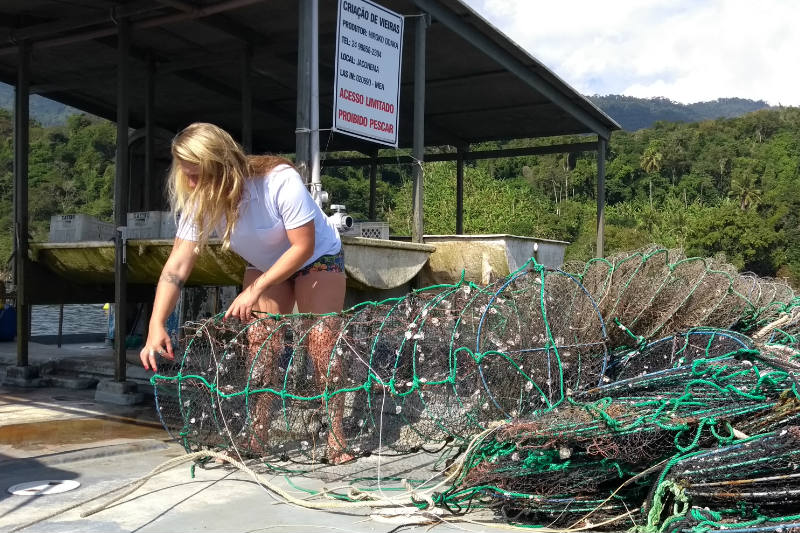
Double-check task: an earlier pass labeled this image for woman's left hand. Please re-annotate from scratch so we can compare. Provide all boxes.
[225,285,262,322]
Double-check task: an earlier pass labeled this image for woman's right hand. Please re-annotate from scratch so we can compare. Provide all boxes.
[140,324,175,371]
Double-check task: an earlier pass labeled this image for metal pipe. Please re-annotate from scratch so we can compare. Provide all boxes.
[14,41,30,366]
[368,150,378,220]
[411,15,429,243]
[114,19,131,382]
[309,0,322,206]
[596,137,607,258]
[295,0,310,182]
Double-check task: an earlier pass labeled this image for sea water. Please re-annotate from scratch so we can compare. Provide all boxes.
[31,304,108,336]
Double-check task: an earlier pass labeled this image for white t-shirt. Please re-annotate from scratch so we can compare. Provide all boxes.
[176,165,342,272]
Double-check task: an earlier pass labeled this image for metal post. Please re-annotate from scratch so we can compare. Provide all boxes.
[295,0,310,182]
[241,44,253,153]
[456,147,465,234]
[114,18,131,382]
[596,137,607,258]
[411,14,428,243]
[57,303,64,348]
[309,0,322,206]
[368,150,378,220]
[144,53,155,210]
[13,41,30,366]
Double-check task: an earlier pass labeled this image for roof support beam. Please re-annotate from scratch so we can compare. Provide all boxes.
[410,68,506,89]
[410,0,611,139]
[411,14,429,243]
[31,72,145,95]
[0,0,270,56]
[113,18,131,383]
[1,2,167,43]
[426,100,552,119]
[323,141,598,167]
[13,41,31,367]
[169,67,296,127]
[29,48,237,94]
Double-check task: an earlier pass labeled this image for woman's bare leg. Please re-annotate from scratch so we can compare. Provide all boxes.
[294,270,349,463]
[242,268,294,456]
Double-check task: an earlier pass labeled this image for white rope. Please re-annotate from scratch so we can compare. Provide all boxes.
[753,308,800,340]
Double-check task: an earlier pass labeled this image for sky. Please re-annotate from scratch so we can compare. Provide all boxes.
[461,0,800,106]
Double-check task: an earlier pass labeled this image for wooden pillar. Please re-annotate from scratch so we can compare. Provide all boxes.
[596,137,607,258]
[411,14,428,243]
[14,41,30,366]
[114,18,131,382]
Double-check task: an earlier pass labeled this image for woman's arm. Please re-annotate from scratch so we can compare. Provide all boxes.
[224,220,315,322]
[140,237,199,371]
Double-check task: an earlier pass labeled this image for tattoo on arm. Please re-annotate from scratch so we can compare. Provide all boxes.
[159,272,185,289]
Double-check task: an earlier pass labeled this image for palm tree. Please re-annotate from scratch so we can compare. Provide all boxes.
[728,172,762,211]
[640,144,663,174]
[640,143,663,208]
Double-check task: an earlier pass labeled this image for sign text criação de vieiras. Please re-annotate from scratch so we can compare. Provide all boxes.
[333,0,404,147]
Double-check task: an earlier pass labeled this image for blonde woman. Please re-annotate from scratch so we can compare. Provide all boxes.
[139,122,352,463]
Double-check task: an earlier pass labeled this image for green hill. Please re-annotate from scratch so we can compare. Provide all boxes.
[1,84,797,285]
[589,95,772,131]
[0,82,80,127]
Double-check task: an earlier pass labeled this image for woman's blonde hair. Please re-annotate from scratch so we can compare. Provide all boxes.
[169,123,248,250]
[247,154,296,176]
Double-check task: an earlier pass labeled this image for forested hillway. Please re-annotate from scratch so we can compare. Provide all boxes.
[1,105,798,286]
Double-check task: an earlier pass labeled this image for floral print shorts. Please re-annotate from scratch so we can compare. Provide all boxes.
[245,249,345,280]
[289,249,345,280]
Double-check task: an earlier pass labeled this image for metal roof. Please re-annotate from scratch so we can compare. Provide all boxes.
[0,0,620,154]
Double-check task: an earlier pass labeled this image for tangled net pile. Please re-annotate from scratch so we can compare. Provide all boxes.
[152,247,800,532]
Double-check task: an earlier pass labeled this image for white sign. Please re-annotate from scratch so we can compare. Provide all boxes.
[333,0,404,147]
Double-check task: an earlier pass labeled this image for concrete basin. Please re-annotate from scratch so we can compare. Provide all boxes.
[341,236,436,290]
[29,237,436,291]
[420,234,568,285]
[30,239,246,286]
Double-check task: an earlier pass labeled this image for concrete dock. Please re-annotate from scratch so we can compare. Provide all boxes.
[0,341,497,532]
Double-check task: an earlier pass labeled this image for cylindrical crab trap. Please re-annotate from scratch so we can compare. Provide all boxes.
[151,248,800,530]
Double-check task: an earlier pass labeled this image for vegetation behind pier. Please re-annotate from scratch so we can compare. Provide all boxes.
[1,97,798,286]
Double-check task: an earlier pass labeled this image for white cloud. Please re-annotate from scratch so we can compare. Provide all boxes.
[461,0,800,105]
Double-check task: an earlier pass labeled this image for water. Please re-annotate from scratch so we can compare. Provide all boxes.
[31,304,109,336]
[0,417,165,448]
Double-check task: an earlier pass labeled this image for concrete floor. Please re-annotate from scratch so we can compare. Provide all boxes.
[0,342,499,533]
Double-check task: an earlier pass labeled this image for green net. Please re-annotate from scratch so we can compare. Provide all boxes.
[151,247,800,530]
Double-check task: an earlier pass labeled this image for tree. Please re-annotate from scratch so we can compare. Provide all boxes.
[728,166,762,211]
[639,142,664,174]
[640,141,663,207]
